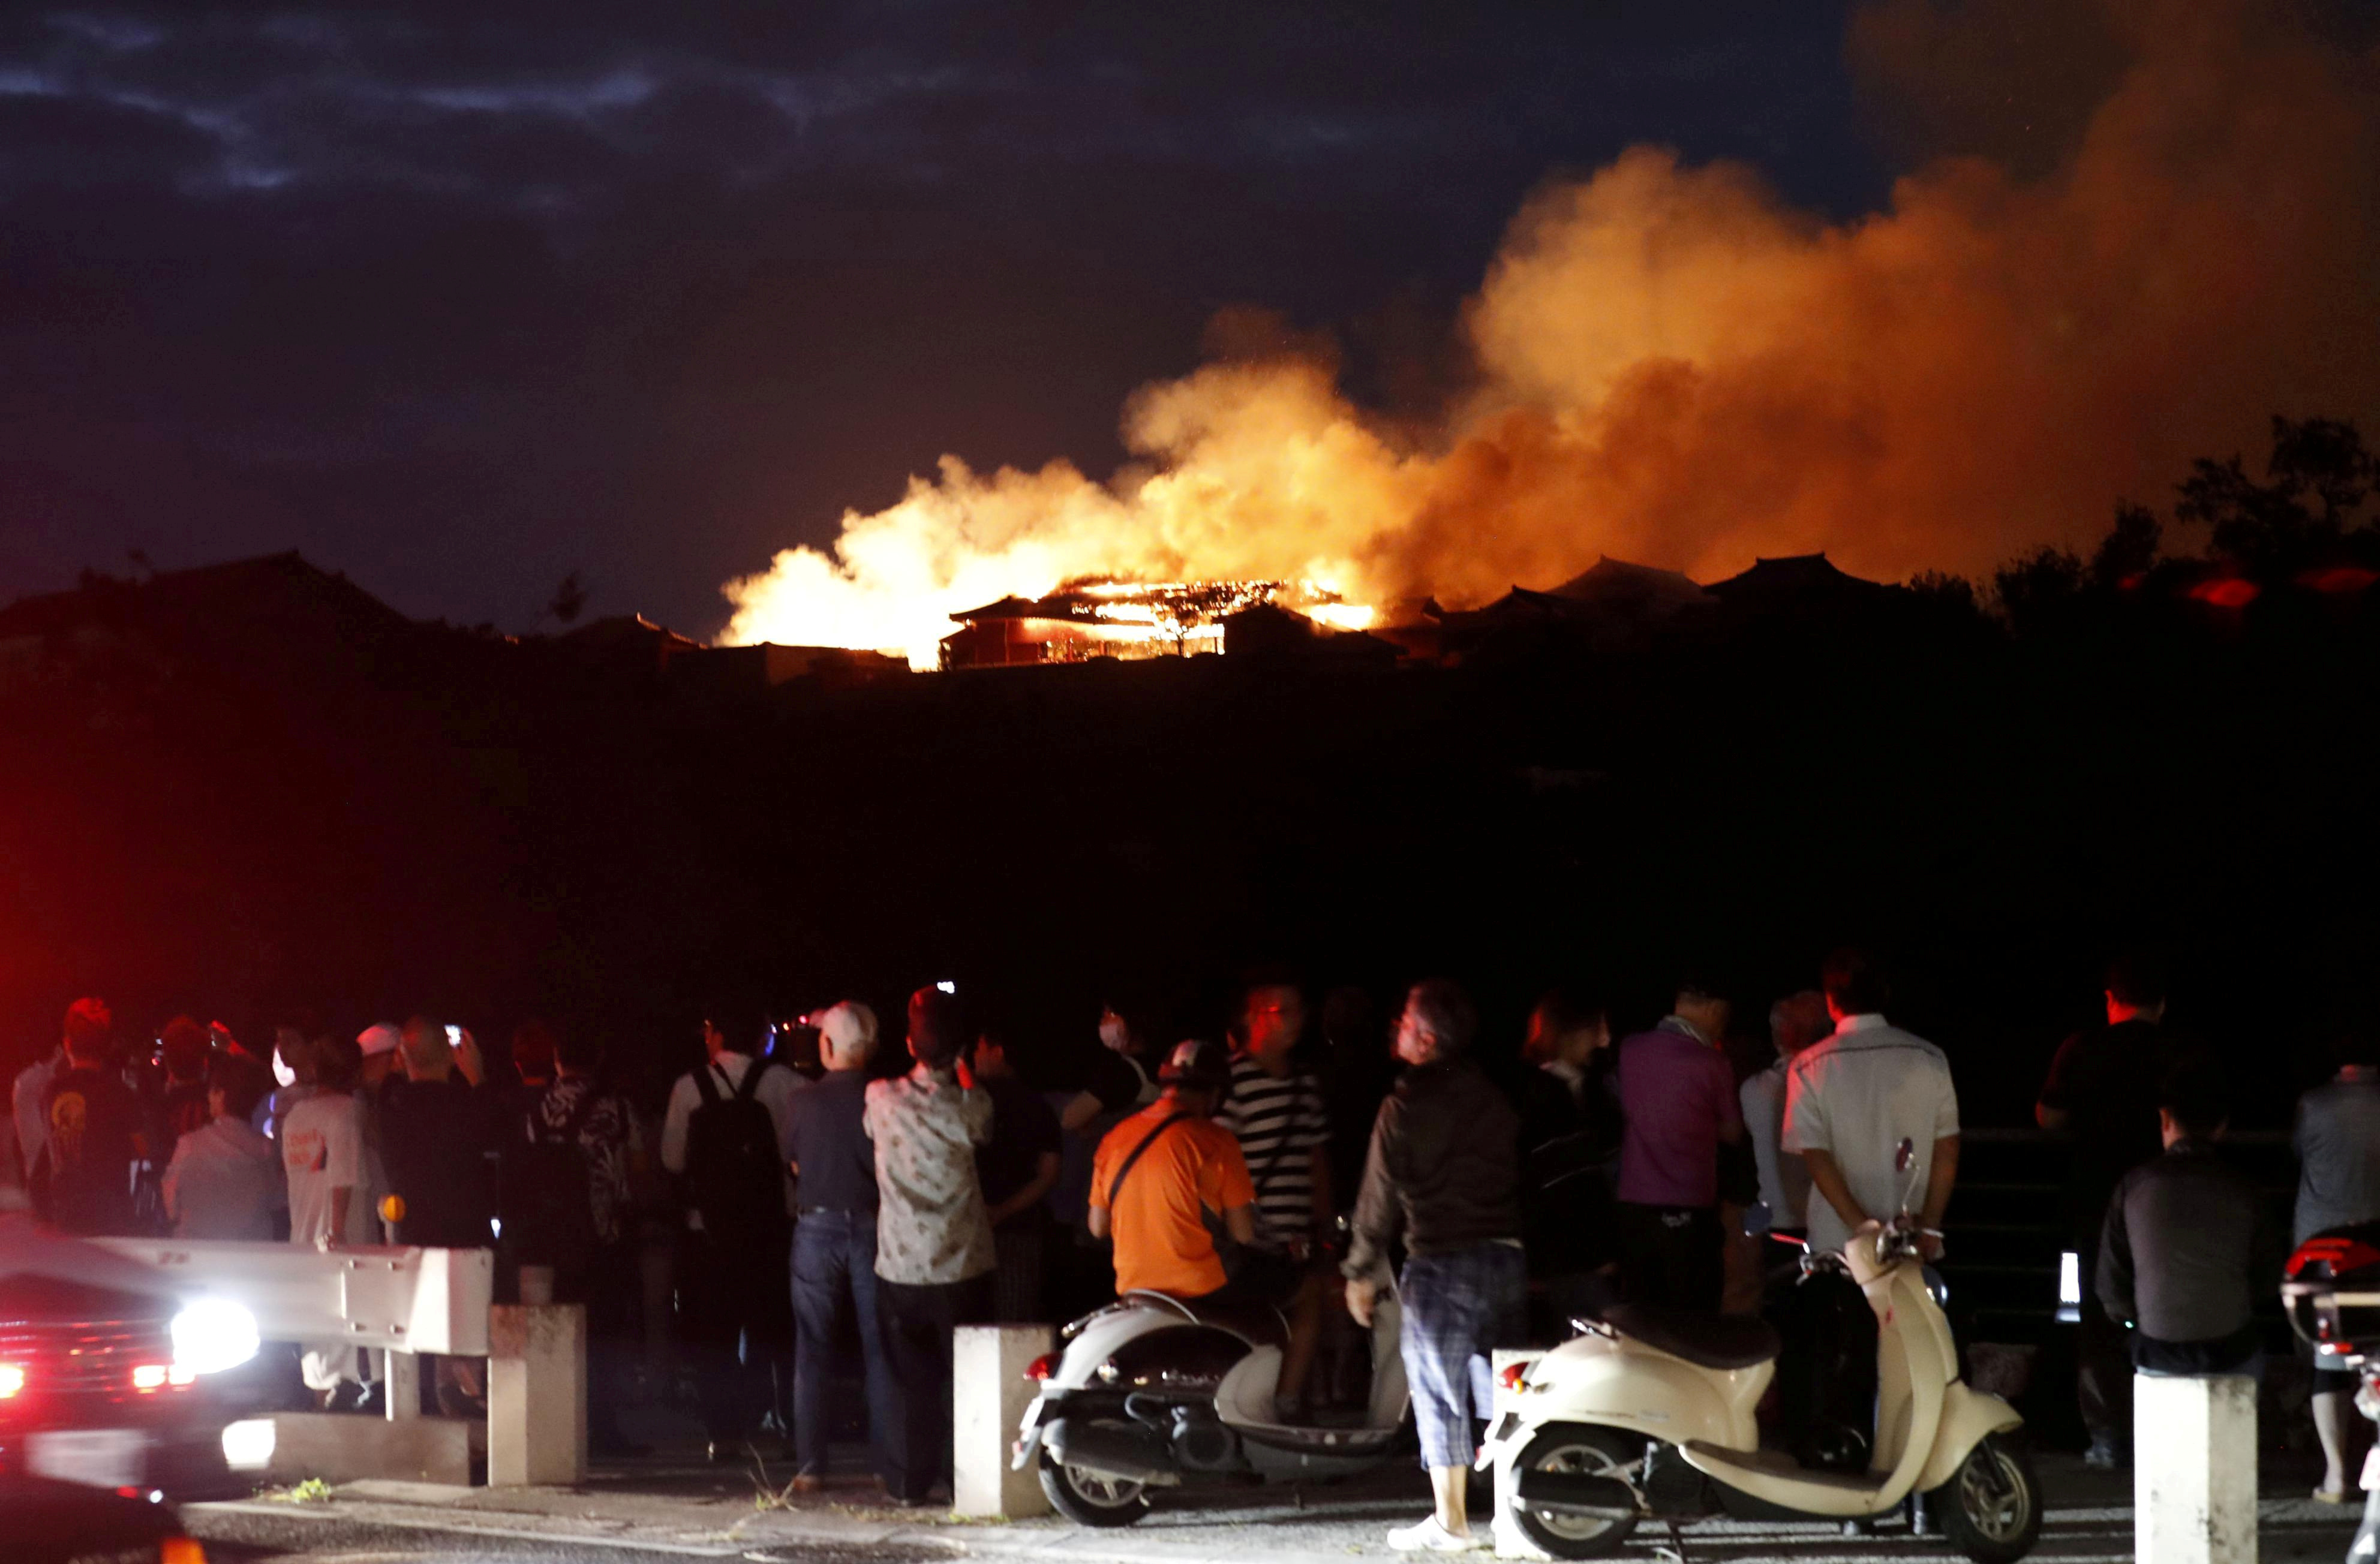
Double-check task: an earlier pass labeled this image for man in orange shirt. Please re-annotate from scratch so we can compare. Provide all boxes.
[1089,1039,1258,1300]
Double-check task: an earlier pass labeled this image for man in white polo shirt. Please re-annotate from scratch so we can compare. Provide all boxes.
[1782,948,1960,1260]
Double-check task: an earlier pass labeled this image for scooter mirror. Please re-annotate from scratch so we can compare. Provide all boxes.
[1742,1201,1773,1238]
[1894,1136,1916,1174]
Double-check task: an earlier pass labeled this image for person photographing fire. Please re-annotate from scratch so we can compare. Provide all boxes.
[1218,979,1337,1419]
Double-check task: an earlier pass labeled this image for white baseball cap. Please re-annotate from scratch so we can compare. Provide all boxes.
[818,1001,878,1055]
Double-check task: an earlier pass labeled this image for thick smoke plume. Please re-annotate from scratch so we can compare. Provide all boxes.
[725,0,2380,666]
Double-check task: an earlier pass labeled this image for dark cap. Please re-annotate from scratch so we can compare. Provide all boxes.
[1158,1037,1233,1094]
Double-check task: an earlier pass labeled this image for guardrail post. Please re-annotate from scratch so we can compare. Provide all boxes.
[1490,1348,1547,1559]
[2135,1371,2257,1564]
[488,1303,587,1487]
[953,1323,1052,1518]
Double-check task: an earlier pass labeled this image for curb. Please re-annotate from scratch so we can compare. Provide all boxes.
[188,1484,1412,1564]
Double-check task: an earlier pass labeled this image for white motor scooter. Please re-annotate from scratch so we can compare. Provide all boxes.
[1014,1285,1410,1527]
[1480,1139,2040,1563]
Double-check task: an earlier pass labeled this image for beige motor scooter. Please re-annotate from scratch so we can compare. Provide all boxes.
[1480,1139,2039,1563]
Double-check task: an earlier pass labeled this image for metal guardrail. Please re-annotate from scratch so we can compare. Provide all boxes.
[91,1238,493,1354]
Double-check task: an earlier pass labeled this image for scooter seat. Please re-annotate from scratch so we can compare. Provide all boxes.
[1178,1297,1291,1349]
[1600,1303,1780,1370]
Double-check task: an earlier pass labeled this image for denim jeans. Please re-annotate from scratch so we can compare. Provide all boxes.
[791,1210,899,1478]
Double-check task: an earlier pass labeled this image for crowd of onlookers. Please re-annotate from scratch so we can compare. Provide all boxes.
[7,945,2380,1538]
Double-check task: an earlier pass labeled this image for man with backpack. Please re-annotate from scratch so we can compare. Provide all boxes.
[514,1027,644,1455]
[662,1010,803,1458]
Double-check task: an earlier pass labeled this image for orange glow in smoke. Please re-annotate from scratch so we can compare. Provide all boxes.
[721,2,2380,667]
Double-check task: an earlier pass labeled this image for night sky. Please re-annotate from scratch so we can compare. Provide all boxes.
[0,4,1910,634]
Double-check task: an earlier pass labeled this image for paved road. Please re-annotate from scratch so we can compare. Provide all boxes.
[187,1505,952,1564]
[181,1481,2366,1564]
[175,1415,2368,1564]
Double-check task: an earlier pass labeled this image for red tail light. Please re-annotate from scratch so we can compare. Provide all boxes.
[1024,1352,1058,1381]
[133,1364,169,1391]
[2289,1235,2380,1280]
[1498,1361,1530,1392]
[0,1364,23,1398]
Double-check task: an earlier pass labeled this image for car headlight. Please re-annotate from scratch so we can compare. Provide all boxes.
[221,1418,277,1471]
[171,1298,260,1376]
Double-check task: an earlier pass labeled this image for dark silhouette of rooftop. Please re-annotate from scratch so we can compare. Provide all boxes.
[1705,552,1892,606]
[0,551,411,647]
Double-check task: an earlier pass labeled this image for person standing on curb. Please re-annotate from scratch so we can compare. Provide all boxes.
[2097,1061,2279,1385]
[783,1001,899,1494]
[864,987,994,1506]
[1345,980,1523,1554]
[2036,950,2175,1469]
[1611,981,1742,1310]
[2292,1016,2380,1503]
[662,1010,801,1460]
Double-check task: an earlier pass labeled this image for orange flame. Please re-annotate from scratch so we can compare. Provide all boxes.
[723,0,2380,668]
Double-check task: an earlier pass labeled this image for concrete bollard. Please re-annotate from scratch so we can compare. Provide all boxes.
[2135,1372,2258,1564]
[487,1303,587,1487]
[383,1348,420,1422]
[1491,1348,1548,1559]
[954,1323,1054,1518]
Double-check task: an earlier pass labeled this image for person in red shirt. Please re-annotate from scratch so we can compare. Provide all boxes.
[1089,1039,1257,1300]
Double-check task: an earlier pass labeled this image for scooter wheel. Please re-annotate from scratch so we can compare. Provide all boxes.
[1930,1434,2042,1564]
[1039,1448,1152,1527]
[1510,1426,1642,1559]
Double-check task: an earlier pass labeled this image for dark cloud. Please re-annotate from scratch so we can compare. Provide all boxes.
[0,1,1880,630]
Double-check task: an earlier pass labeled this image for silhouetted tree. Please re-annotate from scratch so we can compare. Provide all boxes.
[1992,546,2084,631]
[548,570,588,627]
[2270,417,2372,525]
[2176,416,2373,576]
[2089,504,2160,588]
[1907,570,1974,607]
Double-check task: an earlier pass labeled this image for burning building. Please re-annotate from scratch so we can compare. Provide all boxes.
[931,555,1906,670]
[937,579,1375,670]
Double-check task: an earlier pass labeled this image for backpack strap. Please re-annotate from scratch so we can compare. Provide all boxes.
[1123,1052,1156,1104]
[1245,1123,1297,1195]
[732,1059,771,1103]
[1105,1111,1194,1211]
[691,1064,722,1106]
